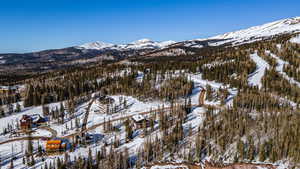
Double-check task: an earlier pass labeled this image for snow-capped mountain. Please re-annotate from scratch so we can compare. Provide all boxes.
[77,39,176,51]
[181,16,300,48]
[78,41,117,50]
[76,17,300,51]
[212,17,300,40]
[1,16,300,74]
[123,39,176,50]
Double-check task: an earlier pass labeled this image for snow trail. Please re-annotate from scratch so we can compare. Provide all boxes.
[189,74,237,107]
[248,53,270,89]
[266,50,300,88]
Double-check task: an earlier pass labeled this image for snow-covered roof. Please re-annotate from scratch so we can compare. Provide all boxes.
[132,114,145,122]
[21,114,43,123]
[31,114,42,123]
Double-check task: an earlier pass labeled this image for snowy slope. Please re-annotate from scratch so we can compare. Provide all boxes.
[290,34,300,44]
[79,41,117,50]
[123,39,176,50]
[211,17,300,45]
[182,16,300,48]
[77,17,300,52]
[266,50,300,88]
[77,39,176,51]
[248,53,270,89]
[79,17,300,51]
[189,73,238,107]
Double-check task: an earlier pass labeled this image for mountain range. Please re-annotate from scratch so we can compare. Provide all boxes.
[0,16,299,76]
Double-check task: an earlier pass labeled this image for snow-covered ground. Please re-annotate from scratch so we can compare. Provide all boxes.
[0,102,61,141]
[182,17,300,48]
[0,69,292,168]
[266,50,300,88]
[248,53,270,89]
[189,73,238,107]
[202,59,235,69]
[0,139,41,169]
[290,34,300,44]
[0,72,221,169]
[50,94,169,137]
[211,17,300,45]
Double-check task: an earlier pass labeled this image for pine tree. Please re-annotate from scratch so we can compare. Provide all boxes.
[125,119,133,141]
[247,136,255,161]
[185,97,192,114]
[0,106,5,117]
[237,139,244,160]
[44,162,48,169]
[42,105,50,117]
[15,102,21,112]
[38,145,43,156]
[9,159,14,169]
[57,157,62,169]
[60,102,65,124]
[27,133,33,155]
[88,148,93,167]
[259,142,266,162]
[24,84,34,107]
[30,155,35,166]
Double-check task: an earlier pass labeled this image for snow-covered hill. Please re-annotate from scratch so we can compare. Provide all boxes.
[77,38,176,51]
[78,41,117,50]
[182,16,300,48]
[2,16,300,76]
[212,17,300,40]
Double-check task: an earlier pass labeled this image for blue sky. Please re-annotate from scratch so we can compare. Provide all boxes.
[0,0,299,53]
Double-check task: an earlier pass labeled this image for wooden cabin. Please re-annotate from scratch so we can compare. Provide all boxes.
[45,140,67,152]
[132,115,149,129]
[20,115,33,130]
[20,114,46,130]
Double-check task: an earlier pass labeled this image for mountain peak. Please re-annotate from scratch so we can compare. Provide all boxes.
[77,38,176,51]
[283,16,300,25]
[131,39,153,44]
[212,16,300,40]
[78,41,115,50]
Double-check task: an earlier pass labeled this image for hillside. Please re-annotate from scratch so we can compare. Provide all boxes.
[1,17,299,84]
[0,17,300,169]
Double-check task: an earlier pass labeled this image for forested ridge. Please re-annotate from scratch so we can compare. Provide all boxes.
[1,33,300,169]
